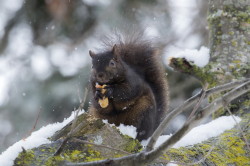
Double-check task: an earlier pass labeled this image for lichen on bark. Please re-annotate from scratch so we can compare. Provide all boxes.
[155,114,250,166]
[206,0,250,117]
[208,0,250,83]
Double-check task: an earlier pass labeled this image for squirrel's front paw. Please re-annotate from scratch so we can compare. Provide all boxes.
[104,85,113,98]
[94,90,103,100]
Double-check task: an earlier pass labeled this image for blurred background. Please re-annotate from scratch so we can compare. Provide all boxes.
[0,0,208,152]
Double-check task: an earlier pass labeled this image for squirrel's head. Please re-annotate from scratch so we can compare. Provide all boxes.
[89,45,125,84]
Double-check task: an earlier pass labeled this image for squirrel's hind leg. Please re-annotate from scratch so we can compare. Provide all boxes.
[136,105,156,141]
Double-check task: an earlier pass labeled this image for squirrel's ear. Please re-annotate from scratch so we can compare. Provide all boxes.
[89,50,96,58]
[112,44,118,59]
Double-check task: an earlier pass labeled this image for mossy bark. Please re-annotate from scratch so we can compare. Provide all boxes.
[14,113,142,166]
[208,0,250,82]
[153,114,250,166]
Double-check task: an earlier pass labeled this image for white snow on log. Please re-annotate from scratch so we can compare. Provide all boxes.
[166,46,210,67]
[167,163,178,166]
[117,124,137,139]
[102,120,137,139]
[154,115,241,148]
[0,110,85,166]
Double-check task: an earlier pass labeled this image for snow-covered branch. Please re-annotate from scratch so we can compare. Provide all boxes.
[145,78,250,151]
[147,80,250,158]
[65,80,250,166]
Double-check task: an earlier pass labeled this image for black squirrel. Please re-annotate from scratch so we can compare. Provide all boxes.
[88,33,168,141]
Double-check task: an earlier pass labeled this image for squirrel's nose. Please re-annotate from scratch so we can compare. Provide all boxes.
[97,72,104,79]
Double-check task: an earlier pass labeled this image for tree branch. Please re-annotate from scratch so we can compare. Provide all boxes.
[145,80,250,163]
[145,78,250,151]
[65,80,250,166]
[187,83,208,121]
[72,138,131,155]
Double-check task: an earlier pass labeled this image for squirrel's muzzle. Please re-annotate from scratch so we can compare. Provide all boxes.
[97,72,104,79]
[95,72,111,84]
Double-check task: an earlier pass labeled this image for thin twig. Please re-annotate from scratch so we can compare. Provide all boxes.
[145,78,249,151]
[23,109,42,140]
[70,87,88,136]
[54,88,89,156]
[187,84,208,121]
[72,138,131,155]
[225,106,250,151]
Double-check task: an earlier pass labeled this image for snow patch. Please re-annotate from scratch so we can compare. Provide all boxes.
[102,119,115,127]
[117,124,137,139]
[167,163,178,166]
[166,46,210,67]
[102,120,137,139]
[93,135,103,145]
[0,110,85,166]
[151,116,241,148]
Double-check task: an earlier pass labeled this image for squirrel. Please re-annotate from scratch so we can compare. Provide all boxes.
[88,32,168,141]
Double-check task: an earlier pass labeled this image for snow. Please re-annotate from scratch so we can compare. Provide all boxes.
[82,0,111,6]
[93,135,103,145]
[106,115,240,149]
[148,115,241,148]
[166,46,210,67]
[0,110,85,166]
[102,120,138,139]
[167,163,178,166]
[117,124,137,139]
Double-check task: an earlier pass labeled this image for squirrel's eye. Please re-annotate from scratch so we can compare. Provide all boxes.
[109,60,116,67]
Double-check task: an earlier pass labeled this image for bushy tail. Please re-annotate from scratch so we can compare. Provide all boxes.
[145,51,169,128]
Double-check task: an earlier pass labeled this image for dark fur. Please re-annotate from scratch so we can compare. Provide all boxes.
[88,32,168,140]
